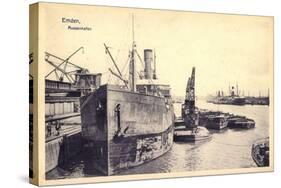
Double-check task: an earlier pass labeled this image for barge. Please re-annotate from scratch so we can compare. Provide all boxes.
[205,114,228,130]
[228,117,255,129]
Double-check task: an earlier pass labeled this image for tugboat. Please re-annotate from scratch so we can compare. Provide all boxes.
[174,67,211,142]
[252,137,269,167]
[80,17,174,175]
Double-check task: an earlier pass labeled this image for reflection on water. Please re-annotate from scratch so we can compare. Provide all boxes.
[46,100,269,179]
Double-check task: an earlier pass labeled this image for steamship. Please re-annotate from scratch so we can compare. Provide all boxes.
[80,25,174,175]
[207,85,245,105]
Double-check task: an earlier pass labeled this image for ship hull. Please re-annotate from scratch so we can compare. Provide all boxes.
[208,97,246,105]
[80,85,174,175]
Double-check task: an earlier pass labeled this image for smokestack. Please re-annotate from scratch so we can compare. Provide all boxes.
[144,49,153,79]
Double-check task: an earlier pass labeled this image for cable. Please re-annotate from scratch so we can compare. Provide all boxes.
[211,140,251,147]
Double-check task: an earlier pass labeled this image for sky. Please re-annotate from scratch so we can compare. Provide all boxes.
[40,3,273,97]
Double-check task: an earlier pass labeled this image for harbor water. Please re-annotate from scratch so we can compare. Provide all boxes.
[46,99,269,179]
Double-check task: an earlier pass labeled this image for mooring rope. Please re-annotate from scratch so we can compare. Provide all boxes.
[211,140,251,147]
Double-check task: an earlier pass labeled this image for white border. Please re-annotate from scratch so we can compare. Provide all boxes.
[0,0,280,188]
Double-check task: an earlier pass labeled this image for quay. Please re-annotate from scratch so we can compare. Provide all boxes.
[44,48,102,173]
[45,121,82,172]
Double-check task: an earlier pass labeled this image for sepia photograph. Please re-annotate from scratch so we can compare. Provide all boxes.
[29,2,274,185]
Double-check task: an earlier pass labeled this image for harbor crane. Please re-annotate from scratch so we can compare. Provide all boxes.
[182,67,199,128]
[45,47,87,83]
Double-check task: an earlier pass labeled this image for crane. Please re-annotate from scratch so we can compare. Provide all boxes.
[45,47,86,83]
[182,67,198,128]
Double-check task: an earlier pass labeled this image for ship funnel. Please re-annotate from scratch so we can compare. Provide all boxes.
[144,49,153,79]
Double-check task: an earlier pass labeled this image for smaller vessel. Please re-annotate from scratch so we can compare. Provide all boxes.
[205,114,228,130]
[199,110,222,127]
[174,125,211,142]
[228,116,255,129]
[174,67,211,142]
[252,137,269,167]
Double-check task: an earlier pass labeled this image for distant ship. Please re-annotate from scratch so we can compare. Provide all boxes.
[207,84,245,105]
[245,90,270,106]
[80,19,174,175]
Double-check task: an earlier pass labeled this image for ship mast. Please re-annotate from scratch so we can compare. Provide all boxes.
[104,43,129,89]
[129,14,137,92]
[236,82,239,96]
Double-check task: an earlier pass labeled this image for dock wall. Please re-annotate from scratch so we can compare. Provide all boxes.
[45,131,82,173]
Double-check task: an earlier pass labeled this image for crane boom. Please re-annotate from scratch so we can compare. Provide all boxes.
[45,47,84,80]
[104,43,129,89]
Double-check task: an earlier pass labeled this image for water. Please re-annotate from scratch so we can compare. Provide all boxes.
[46,100,269,179]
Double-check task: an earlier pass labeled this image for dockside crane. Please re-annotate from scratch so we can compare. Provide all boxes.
[45,47,87,83]
[182,67,199,128]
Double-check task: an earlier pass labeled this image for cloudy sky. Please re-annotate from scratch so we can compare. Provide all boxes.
[41,3,273,97]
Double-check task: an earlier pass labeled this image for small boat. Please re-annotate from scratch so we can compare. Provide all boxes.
[205,115,228,130]
[174,126,211,142]
[228,117,255,129]
[251,137,269,167]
